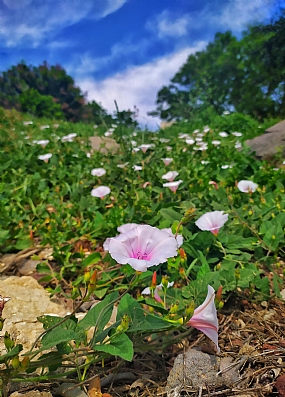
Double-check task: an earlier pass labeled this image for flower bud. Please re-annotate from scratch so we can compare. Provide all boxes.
[11,356,21,370]
[116,314,130,332]
[181,207,196,224]
[4,332,15,350]
[20,356,30,371]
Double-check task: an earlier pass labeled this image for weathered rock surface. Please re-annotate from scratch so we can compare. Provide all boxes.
[0,276,69,354]
[245,120,285,161]
[89,136,119,154]
[166,348,241,396]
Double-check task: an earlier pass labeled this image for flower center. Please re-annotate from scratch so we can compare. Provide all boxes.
[132,251,149,260]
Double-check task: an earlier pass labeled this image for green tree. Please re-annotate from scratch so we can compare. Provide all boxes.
[150,10,285,122]
[19,88,64,119]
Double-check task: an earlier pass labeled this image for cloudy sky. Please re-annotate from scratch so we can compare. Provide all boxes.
[0,0,282,129]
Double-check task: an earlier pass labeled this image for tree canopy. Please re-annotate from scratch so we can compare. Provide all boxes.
[150,11,285,121]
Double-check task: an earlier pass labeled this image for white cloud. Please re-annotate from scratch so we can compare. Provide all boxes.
[77,42,207,130]
[1,0,128,47]
[147,11,190,39]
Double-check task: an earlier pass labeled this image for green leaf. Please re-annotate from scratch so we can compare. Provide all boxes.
[0,344,23,363]
[78,291,118,334]
[160,208,182,221]
[81,252,101,268]
[94,333,134,361]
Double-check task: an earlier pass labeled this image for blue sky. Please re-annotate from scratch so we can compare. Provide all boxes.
[0,0,282,129]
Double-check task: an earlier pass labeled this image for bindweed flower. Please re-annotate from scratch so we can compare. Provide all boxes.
[221,164,232,169]
[141,281,174,303]
[23,121,33,126]
[103,224,182,272]
[104,131,113,137]
[162,158,173,166]
[195,211,228,235]
[235,141,242,149]
[193,129,200,134]
[38,153,52,163]
[201,160,210,165]
[195,137,203,142]
[162,171,179,182]
[211,140,221,146]
[62,133,77,142]
[188,285,219,352]
[219,132,228,138]
[91,168,106,177]
[179,133,190,139]
[163,180,183,193]
[166,146,172,151]
[223,110,230,115]
[232,131,242,137]
[40,125,50,130]
[33,139,49,147]
[203,126,210,133]
[160,138,170,143]
[209,181,219,189]
[139,144,154,153]
[117,162,129,168]
[237,180,258,193]
[185,138,195,145]
[133,165,142,171]
[91,186,111,198]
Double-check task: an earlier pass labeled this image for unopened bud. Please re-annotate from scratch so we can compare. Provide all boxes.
[116,314,130,332]
[151,271,157,288]
[181,207,196,224]
[4,332,15,350]
[11,356,21,370]
[185,301,195,319]
[20,356,30,371]
[215,286,223,303]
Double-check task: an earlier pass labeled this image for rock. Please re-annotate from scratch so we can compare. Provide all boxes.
[0,276,69,355]
[10,391,53,397]
[89,136,119,154]
[166,348,242,396]
[55,382,87,397]
[245,120,285,161]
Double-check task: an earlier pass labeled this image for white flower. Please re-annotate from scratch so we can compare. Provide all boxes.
[40,125,50,130]
[195,211,228,235]
[166,146,172,151]
[162,158,173,166]
[163,180,183,192]
[162,171,179,182]
[23,121,33,126]
[34,139,49,147]
[235,141,242,149]
[195,137,203,142]
[38,153,52,162]
[91,186,111,198]
[91,168,106,177]
[211,140,221,146]
[232,131,243,137]
[111,124,118,128]
[62,133,77,142]
[223,110,230,115]
[160,138,170,143]
[133,165,142,171]
[117,162,129,168]
[139,144,154,153]
[221,165,232,169]
[186,138,195,145]
[219,132,228,138]
[203,126,210,133]
[179,133,190,139]
[131,140,137,146]
[237,180,258,193]
[104,131,113,137]
[201,160,210,165]
[193,129,200,134]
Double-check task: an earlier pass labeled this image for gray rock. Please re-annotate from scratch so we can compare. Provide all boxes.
[166,348,242,396]
[245,120,285,161]
[89,136,119,154]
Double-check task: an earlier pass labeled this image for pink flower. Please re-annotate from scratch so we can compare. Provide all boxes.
[91,186,111,198]
[139,144,154,153]
[163,180,183,193]
[162,171,179,182]
[188,285,219,352]
[91,168,106,177]
[162,158,173,166]
[141,281,174,303]
[195,211,228,235]
[103,224,181,272]
[237,180,258,193]
[38,153,52,163]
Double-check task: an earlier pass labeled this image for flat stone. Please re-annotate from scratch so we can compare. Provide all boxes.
[89,136,119,154]
[245,120,285,161]
[0,276,69,355]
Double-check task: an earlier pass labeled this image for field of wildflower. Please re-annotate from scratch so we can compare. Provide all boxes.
[1,107,285,396]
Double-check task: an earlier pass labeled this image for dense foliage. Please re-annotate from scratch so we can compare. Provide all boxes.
[150,11,285,121]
